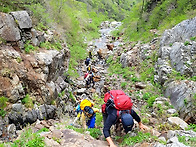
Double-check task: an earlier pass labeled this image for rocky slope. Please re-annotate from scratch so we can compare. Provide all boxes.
[0,11,196,147]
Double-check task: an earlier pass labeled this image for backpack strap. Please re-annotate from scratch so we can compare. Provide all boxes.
[108,91,116,107]
[116,109,131,120]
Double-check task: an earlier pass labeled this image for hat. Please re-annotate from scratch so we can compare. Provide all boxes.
[121,113,134,133]
[84,106,94,117]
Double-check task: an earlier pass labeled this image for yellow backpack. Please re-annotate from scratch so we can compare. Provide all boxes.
[80,99,93,110]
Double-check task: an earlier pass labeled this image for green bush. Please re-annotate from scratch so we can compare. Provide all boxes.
[22,94,34,108]
[0,96,8,117]
[142,92,152,100]
[24,40,36,53]
[147,95,157,108]
[186,124,196,132]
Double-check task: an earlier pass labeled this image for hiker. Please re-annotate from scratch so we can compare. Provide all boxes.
[86,63,92,72]
[102,90,148,147]
[84,71,95,88]
[80,99,100,129]
[85,57,91,66]
[89,51,92,59]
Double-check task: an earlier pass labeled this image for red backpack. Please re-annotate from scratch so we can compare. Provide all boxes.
[84,73,89,79]
[102,90,133,117]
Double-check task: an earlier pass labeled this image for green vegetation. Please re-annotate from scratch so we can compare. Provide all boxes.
[106,55,139,83]
[186,123,196,132]
[69,91,76,102]
[121,0,196,42]
[118,132,156,146]
[184,41,190,46]
[178,135,196,147]
[24,40,37,53]
[190,36,196,41]
[158,123,180,131]
[1,128,46,147]
[36,127,50,133]
[66,125,102,139]
[22,94,34,108]
[0,96,8,117]
[40,41,62,50]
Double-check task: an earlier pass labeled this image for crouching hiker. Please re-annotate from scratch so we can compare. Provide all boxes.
[102,90,148,147]
[80,99,100,129]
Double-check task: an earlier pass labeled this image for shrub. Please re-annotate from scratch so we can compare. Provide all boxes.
[24,40,36,53]
[147,95,157,108]
[190,36,196,41]
[22,94,34,108]
[0,96,8,117]
[184,41,190,46]
[142,92,152,100]
[186,123,196,132]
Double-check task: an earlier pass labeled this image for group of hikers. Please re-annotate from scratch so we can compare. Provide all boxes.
[79,49,148,147]
[72,89,148,147]
[84,56,95,88]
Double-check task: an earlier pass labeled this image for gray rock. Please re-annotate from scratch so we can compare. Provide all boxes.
[0,12,21,41]
[10,11,32,29]
[168,117,188,130]
[167,109,176,114]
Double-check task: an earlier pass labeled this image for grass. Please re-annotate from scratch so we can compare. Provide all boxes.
[65,125,102,139]
[119,132,155,146]
[1,128,46,147]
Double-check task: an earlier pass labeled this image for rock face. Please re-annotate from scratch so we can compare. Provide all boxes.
[155,16,196,84]
[155,16,196,123]
[165,80,196,123]
[0,11,70,141]
[0,46,70,103]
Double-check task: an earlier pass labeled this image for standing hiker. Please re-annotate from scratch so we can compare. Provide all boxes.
[102,90,148,147]
[85,57,91,66]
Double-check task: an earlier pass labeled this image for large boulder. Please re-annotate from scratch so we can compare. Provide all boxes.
[0,12,21,41]
[10,11,32,29]
[164,80,196,123]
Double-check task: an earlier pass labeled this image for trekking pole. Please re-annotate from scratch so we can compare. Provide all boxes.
[71,112,81,126]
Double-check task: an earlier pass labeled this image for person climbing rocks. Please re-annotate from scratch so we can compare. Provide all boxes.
[86,63,92,72]
[85,57,91,66]
[84,71,95,88]
[80,99,100,129]
[89,51,92,59]
[102,90,148,147]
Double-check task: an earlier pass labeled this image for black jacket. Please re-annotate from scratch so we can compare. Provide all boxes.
[103,107,141,138]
